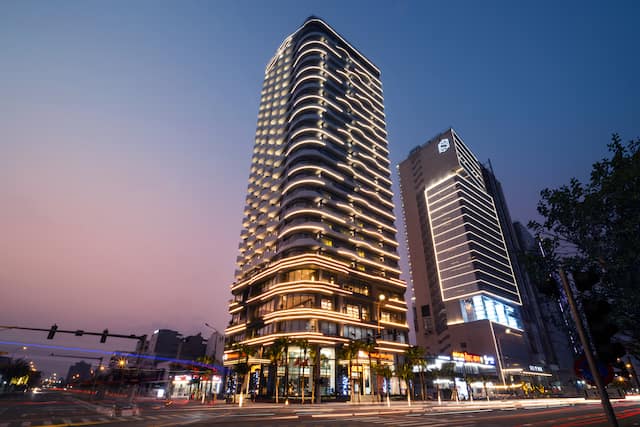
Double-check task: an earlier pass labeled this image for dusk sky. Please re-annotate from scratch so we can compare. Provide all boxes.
[1,0,638,374]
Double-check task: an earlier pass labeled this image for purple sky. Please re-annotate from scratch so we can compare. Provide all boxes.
[1,1,638,374]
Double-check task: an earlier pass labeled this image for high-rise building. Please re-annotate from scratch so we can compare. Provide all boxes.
[512,221,578,388]
[225,17,408,400]
[65,360,92,384]
[399,128,544,385]
[177,333,207,361]
[149,329,181,360]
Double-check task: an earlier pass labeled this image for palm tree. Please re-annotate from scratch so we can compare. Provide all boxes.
[196,355,215,403]
[466,372,493,401]
[360,339,377,397]
[440,362,458,402]
[397,362,414,406]
[404,346,426,400]
[233,362,249,403]
[374,363,393,406]
[232,343,256,402]
[309,344,321,403]
[426,365,444,404]
[337,340,362,403]
[292,338,310,403]
[266,337,288,403]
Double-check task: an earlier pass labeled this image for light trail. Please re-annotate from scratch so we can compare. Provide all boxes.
[0,340,225,372]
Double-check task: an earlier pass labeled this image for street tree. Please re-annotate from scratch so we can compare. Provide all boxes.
[195,355,216,402]
[338,340,362,403]
[396,362,414,406]
[269,337,291,403]
[373,363,393,405]
[404,345,427,400]
[439,362,458,402]
[360,338,377,397]
[232,343,256,402]
[291,338,310,403]
[0,359,31,391]
[529,133,640,357]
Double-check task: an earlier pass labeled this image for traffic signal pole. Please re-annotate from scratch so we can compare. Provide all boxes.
[0,325,146,344]
[558,269,618,427]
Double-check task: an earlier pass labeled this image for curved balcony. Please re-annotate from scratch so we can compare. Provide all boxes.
[281,188,323,207]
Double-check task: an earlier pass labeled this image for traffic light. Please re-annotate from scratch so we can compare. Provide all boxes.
[47,324,58,340]
[100,329,109,343]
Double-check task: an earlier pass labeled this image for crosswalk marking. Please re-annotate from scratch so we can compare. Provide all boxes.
[41,421,52,426]
[20,422,31,427]
[80,418,91,423]
[62,419,72,424]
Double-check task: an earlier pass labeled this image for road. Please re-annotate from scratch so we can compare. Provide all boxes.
[1,390,639,426]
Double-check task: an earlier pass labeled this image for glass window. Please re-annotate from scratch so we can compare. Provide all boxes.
[280,319,311,332]
[282,294,315,309]
[345,304,360,319]
[342,325,370,340]
[459,295,523,329]
[319,321,336,335]
[286,269,317,281]
[344,283,369,296]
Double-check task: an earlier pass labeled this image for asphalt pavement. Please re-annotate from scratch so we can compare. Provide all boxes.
[1,390,640,427]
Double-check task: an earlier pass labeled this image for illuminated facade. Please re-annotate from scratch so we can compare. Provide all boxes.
[225,17,408,400]
[399,129,535,384]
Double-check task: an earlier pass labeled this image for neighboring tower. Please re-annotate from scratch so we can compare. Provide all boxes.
[149,329,181,361]
[177,333,207,361]
[65,360,92,384]
[512,221,579,388]
[225,17,408,400]
[399,129,535,385]
[481,164,548,363]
